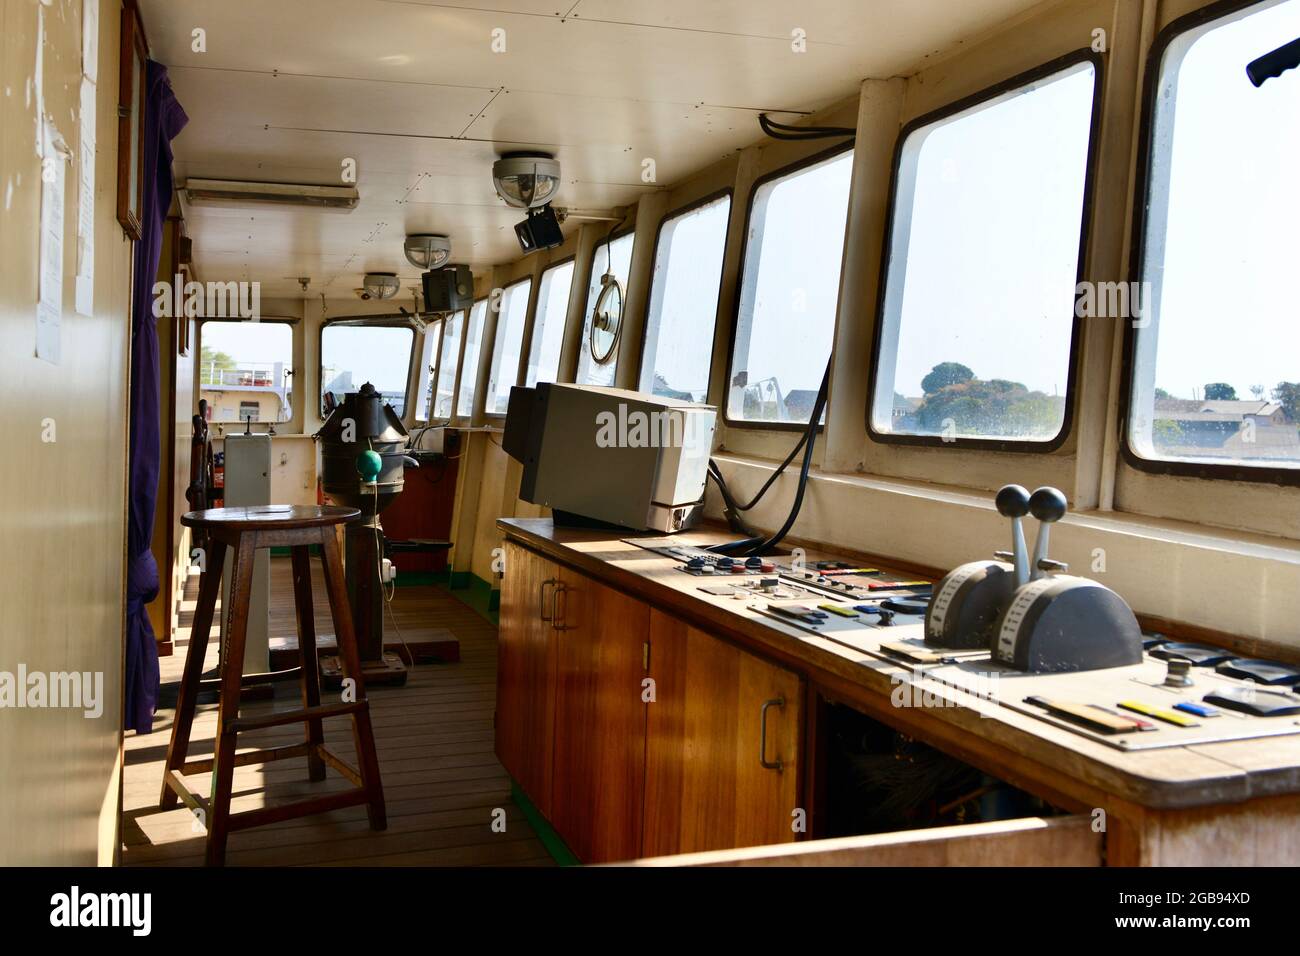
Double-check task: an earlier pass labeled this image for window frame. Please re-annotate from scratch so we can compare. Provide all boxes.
[864,48,1105,453]
[723,142,854,432]
[198,317,297,426]
[415,316,444,424]
[455,298,488,421]
[638,188,734,402]
[484,277,535,418]
[577,225,637,386]
[526,254,577,388]
[316,319,417,419]
[1120,0,1299,486]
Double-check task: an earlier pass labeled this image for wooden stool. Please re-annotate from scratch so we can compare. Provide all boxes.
[160,505,387,866]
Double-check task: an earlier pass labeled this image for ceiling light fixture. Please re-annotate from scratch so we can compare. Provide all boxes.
[403,234,452,270]
[492,152,561,209]
[362,272,401,300]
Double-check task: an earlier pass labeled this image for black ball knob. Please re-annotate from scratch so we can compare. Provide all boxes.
[995,484,1031,518]
[1029,487,1068,523]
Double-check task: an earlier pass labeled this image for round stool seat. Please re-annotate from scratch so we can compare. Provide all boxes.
[181,504,360,530]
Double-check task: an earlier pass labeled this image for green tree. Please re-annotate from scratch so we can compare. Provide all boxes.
[201,346,238,385]
[1154,387,1171,400]
[921,362,974,395]
[1204,382,1237,401]
[916,377,1061,438]
[1273,382,1300,423]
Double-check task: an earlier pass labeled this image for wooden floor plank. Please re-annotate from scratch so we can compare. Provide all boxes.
[123,558,552,868]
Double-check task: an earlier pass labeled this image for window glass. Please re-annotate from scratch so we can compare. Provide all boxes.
[728,152,852,424]
[869,60,1097,443]
[486,279,533,415]
[525,260,575,387]
[640,194,731,402]
[456,299,487,418]
[321,325,415,417]
[1129,0,1300,469]
[199,320,293,424]
[417,319,443,421]
[576,232,635,387]
[434,310,464,420]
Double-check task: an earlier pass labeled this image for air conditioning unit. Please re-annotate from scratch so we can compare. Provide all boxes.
[182,178,360,210]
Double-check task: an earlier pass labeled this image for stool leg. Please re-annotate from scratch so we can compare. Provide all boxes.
[206,532,257,866]
[160,539,227,811]
[291,544,326,781]
[319,527,387,831]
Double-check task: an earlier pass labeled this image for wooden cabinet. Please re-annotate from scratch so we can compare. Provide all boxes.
[549,566,649,863]
[642,611,803,856]
[496,542,803,862]
[494,541,559,818]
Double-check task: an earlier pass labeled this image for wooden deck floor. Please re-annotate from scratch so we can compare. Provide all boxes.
[121,558,552,867]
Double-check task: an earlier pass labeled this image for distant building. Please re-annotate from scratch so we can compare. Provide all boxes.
[200,360,290,424]
[1153,399,1298,459]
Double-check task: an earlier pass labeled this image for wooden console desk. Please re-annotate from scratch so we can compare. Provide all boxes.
[495,518,1300,866]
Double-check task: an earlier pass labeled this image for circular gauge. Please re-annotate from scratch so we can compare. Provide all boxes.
[589,276,624,365]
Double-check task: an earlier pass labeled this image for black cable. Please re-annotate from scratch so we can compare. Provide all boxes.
[759,113,855,141]
[707,464,759,538]
[719,426,810,513]
[708,359,831,557]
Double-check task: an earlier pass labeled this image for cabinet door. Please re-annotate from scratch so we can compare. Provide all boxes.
[643,611,803,856]
[495,542,559,817]
[550,566,649,863]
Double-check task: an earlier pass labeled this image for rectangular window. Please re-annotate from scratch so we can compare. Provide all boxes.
[486,278,533,415]
[320,324,415,417]
[640,194,731,402]
[576,231,635,387]
[199,320,293,424]
[417,318,443,422]
[456,299,487,418]
[869,55,1099,445]
[434,310,464,420]
[728,150,853,425]
[1128,0,1300,474]
[525,260,575,387]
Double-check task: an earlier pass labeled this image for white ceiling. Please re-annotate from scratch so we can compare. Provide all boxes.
[139,0,1050,298]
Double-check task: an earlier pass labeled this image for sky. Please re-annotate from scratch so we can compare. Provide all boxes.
[1148,0,1300,401]
[641,195,732,400]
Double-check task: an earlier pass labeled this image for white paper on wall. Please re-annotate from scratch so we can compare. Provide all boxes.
[37,120,72,364]
[82,0,99,83]
[75,77,96,317]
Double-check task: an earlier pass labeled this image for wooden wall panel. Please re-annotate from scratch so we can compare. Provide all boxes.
[0,0,132,865]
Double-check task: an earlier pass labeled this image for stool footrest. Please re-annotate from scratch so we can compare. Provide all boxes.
[180,741,313,776]
[198,665,304,692]
[229,700,365,733]
[163,770,210,818]
[228,788,372,832]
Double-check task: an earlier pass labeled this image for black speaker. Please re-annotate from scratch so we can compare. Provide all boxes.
[421,265,475,312]
[515,205,564,254]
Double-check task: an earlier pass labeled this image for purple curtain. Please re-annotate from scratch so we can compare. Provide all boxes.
[125,61,188,733]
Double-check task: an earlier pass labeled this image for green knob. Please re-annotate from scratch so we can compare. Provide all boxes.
[356,449,383,483]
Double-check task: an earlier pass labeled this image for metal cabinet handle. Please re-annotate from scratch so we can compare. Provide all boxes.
[552,584,571,630]
[760,697,785,771]
[539,579,556,621]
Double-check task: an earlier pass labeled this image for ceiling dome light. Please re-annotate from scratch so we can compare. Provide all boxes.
[404,234,452,270]
[492,152,561,209]
[362,272,401,300]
